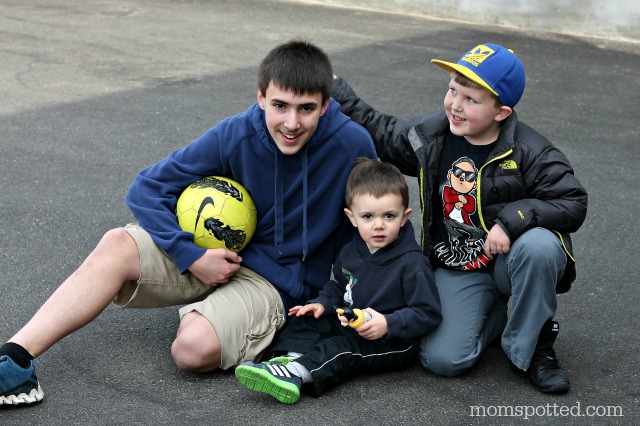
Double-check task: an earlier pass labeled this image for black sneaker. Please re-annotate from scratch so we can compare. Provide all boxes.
[511,321,570,393]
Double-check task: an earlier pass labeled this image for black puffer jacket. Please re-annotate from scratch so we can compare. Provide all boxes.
[333,77,588,293]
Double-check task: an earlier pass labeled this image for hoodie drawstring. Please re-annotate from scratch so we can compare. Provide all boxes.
[301,147,309,261]
[273,146,309,261]
[274,150,284,255]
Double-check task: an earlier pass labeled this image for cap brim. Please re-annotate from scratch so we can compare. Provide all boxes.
[431,59,499,97]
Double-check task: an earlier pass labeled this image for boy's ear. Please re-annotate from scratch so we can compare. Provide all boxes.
[344,208,357,227]
[401,208,412,226]
[495,105,513,122]
[320,98,330,116]
[257,90,266,110]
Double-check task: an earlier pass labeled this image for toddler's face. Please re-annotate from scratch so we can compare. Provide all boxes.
[344,193,411,254]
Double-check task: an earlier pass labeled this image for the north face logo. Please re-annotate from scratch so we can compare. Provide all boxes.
[499,159,517,170]
[461,45,496,67]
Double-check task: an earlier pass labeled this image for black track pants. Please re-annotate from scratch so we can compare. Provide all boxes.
[270,314,417,396]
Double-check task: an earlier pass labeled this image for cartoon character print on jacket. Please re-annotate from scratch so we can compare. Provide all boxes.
[434,157,490,270]
[342,267,356,306]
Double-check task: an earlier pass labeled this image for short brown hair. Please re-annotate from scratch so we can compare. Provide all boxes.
[345,157,409,209]
[258,39,333,103]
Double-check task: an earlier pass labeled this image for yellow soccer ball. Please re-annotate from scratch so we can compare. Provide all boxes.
[176,176,257,251]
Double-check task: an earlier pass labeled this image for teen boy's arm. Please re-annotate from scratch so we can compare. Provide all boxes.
[332,77,426,176]
[125,122,237,276]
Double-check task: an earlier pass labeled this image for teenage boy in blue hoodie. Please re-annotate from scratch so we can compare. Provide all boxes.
[0,39,376,406]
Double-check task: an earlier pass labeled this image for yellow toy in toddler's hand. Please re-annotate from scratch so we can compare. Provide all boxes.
[336,307,371,329]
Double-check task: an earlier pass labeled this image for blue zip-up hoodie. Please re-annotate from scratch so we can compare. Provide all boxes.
[125,99,376,308]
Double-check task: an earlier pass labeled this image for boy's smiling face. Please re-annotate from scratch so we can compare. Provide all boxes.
[444,77,511,145]
[258,82,329,156]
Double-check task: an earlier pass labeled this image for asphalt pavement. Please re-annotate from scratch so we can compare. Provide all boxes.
[1,1,638,424]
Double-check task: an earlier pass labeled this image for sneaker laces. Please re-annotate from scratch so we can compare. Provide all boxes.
[265,356,292,366]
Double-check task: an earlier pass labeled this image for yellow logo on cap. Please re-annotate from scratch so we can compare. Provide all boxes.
[461,45,495,67]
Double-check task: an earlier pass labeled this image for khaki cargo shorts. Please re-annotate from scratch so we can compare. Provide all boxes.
[116,224,286,369]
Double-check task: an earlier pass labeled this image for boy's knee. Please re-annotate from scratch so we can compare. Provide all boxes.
[171,313,221,372]
[171,335,221,372]
[101,227,130,243]
[515,228,563,260]
[420,353,473,377]
[98,228,138,258]
[419,346,475,377]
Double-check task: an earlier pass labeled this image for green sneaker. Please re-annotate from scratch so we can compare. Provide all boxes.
[235,360,301,404]
[266,356,292,365]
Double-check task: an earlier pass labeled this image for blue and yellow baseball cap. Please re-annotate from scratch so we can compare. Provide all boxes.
[431,43,526,108]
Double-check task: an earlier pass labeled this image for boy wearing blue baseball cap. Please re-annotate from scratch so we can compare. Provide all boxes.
[332,43,588,393]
